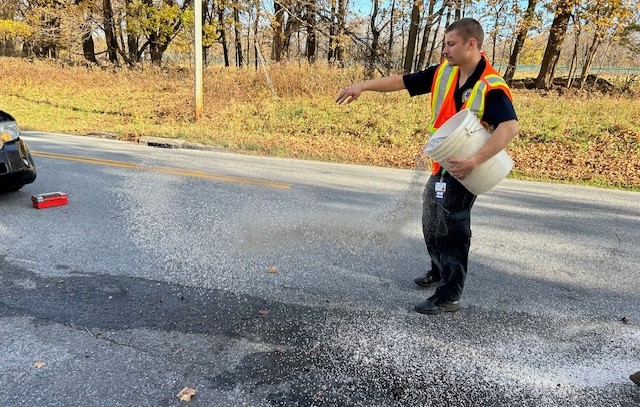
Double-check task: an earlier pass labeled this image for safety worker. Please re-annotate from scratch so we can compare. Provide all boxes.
[336,18,518,314]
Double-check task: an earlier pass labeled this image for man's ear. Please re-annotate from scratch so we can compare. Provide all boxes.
[467,38,477,50]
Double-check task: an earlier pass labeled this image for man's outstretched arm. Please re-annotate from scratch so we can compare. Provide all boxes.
[336,75,406,105]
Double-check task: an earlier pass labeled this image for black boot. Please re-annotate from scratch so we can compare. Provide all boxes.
[414,295,460,315]
[413,272,440,288]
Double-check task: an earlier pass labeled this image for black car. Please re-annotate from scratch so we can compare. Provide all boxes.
[0,109,36,192]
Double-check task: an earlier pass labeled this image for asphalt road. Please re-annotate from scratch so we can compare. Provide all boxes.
[1,132,639,406]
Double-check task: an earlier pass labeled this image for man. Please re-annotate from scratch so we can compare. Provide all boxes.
[336,18,518,315]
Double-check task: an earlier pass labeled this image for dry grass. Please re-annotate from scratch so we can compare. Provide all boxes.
[3,57,639,189]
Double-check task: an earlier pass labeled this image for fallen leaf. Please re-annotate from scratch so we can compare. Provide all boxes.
[267,266,278,274]
[258,309,270,315]
[621,317,630,325]
[176,387,197,402]
[33,361,45,369]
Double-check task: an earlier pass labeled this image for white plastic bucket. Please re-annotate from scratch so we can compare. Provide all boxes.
[423,109,513,195]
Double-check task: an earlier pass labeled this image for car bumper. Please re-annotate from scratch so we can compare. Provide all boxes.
[0,137,37,186]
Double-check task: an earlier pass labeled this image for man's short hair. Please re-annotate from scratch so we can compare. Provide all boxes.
[445,18,484,50]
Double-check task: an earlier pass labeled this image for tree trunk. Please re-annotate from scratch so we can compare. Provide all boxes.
[306,0,317,63]
[124,0,140,63]
[388,0,395,56]
[81,29,97,63]
[535,0,574,89]
[328,0,336,63]
[149,35,163,66]
[416,0,437,69]
[217,6,230,67]
[442,4,452,55]
[491,30,497,64]
[233,0,243,67]
[0,40,16,57]
[579,33,601,89]
[567,11,581,89]
[253,3,260,68]
[403,0,422,73]
[336,0,346,63]
[271,1,284,61]
[365,0,381,78]
[504,0,537,84]
[103,0,118,63]
[427,5,445,65]
[74,0,97,63]
[246,11,250,66]
[489,2,506,64]
[126,35,139,63]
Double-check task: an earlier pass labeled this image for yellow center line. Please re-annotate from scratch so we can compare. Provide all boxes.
[32,150,292,190]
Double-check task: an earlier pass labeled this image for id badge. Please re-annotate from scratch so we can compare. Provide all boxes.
[435,181,446,199]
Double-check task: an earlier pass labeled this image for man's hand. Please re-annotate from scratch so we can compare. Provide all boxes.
[336,84,364,105]
[447,119,518,180]
[336,76,406,105]
[447,157,478,180]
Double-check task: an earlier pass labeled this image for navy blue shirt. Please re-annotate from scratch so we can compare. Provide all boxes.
[402,58,517,128]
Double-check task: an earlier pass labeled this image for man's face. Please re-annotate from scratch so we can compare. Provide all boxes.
[442,30,473,66]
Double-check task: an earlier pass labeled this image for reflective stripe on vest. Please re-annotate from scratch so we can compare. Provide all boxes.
[430,63,458,129]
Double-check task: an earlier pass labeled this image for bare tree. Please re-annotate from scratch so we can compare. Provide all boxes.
[327,0,347,64]
[388,0,396,58]
[487,0,508,63]
[365,0,391,77]
[233,0,242,66]
[271,0,303,61]
[454,0,462,19]
[416,0,441,69]
[305,0,317,62]
[566,4,582,88]
[216,0,231,66]
[578,0,635,88]
[252,1,261,67]
[504,0,539,84]
[327,0,336,62]
[425,3,446,66]
[404,0,423,73]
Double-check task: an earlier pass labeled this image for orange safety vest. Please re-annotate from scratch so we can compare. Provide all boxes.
[428,55,513,175]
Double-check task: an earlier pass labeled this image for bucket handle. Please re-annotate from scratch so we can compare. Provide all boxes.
[467,121,491,135]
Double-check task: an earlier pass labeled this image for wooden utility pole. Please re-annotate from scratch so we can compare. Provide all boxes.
[194,0,203,121]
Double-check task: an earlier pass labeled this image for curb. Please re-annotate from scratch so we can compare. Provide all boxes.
[86,134,221,152]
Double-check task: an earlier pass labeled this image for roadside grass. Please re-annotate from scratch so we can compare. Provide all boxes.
[3,57,639,189]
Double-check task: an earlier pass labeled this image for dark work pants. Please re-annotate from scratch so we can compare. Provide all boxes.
[422,171,476,301]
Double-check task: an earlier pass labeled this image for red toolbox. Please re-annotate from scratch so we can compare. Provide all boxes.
[31,192,68,209]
